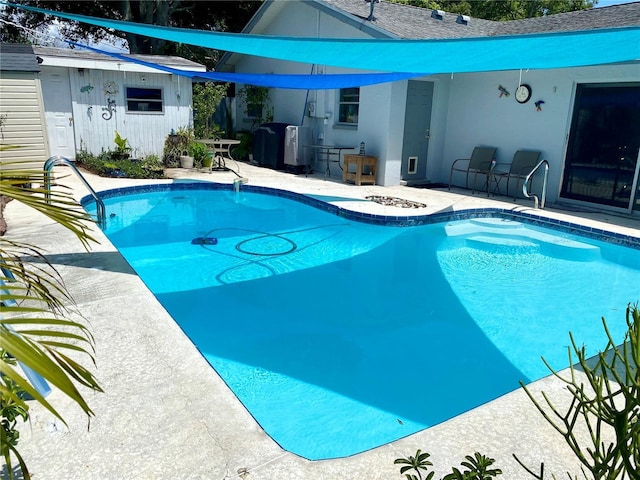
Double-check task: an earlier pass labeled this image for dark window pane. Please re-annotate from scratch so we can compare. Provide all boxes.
[338,104,359,124]
[338,87,360,124]
[339,88,359,103]
[561,84,640,208]
[127,100,163,112]
[126,87,162,101]
[125,87,163,113]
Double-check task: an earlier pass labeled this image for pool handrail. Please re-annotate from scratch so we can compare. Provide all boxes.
[522,159,549,209]
[44,156,106,228]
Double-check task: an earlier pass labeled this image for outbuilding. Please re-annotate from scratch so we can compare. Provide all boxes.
[1,43,205,164]
[0,43,49,168]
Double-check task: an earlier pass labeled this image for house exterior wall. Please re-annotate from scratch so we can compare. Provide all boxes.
[0,71,49,168]
[438,62,639,203]
[39,65,194,159]
[231,2,640,196]
[233,0,410,185]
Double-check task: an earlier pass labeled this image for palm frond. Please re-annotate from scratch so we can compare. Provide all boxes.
[1,162,99,249]
[0,326,99,418]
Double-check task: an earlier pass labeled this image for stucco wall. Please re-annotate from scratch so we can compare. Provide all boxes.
[233,2,640,196]
[438,63,639,203]
[233,1,406,184]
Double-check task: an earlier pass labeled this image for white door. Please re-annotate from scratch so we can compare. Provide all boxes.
[41,68,76,160]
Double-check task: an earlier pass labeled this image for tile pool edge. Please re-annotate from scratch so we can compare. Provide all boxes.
[81,181,640,250]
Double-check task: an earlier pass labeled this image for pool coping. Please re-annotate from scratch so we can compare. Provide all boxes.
[82,181,640,250]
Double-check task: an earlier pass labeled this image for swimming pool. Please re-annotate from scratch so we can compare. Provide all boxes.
[83,182,640,460]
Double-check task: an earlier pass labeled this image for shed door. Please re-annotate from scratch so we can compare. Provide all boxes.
[41,69,76,160]
[401,81,433,183]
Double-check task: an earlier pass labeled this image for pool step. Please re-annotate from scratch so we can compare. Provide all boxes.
[446,219,601,261]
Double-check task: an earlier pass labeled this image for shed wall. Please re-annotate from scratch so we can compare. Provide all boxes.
[0,72,49,169]
[40,66,194,159]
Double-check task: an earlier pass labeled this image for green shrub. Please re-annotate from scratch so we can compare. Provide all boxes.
[193,82,228,139]
[395,451,501,480]
[113,131,131,156]
[188,142,208,168]
[163,127,193,167]
[75,152,165,179]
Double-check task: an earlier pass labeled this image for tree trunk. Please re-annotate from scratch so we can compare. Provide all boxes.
[121,0,180,54]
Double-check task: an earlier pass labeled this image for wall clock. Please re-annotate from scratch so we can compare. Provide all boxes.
[515,84,532,104]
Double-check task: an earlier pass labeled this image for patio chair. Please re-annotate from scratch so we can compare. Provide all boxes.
[491,150,541,200]
[448,146,497,194]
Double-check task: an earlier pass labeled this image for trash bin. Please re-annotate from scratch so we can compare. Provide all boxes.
[252,122,290,169]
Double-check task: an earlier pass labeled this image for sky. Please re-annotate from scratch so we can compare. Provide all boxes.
[595,0,639,6]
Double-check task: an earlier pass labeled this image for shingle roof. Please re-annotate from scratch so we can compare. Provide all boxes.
[322,0,640,39]
[323,0,497,38]
[498,2,640,35]
[0,43,41,72]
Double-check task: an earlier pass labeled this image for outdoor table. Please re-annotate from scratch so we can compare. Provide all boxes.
[305,145,355,178]
[197,139,241,171]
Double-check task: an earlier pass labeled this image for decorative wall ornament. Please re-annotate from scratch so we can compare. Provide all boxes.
[103,81,118,95]
[102,98,116,120]
[80,84,94,93]
[535,100,545,112]
[498,85,510,98]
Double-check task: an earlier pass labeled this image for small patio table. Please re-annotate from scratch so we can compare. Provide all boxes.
[197,139,241,171]
[305,145,355,178]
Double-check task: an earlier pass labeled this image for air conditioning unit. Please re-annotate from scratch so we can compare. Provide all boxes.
[284,126,313,173]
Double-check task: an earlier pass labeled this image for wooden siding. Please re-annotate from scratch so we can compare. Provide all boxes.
[0,72,49,169]
[67,67,193,158]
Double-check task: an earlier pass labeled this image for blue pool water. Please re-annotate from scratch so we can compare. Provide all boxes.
[84,184,640,460]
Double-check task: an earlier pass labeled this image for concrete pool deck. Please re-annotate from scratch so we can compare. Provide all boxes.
[5,162,639,479]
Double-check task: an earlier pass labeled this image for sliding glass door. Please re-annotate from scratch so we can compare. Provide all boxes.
[561,83,640,211]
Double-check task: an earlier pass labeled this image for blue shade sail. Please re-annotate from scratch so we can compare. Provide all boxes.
[8,1,640,74]
[68,42,423,89]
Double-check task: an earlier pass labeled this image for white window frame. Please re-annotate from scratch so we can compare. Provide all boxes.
[337,87,360,126]
[125,86,164,114]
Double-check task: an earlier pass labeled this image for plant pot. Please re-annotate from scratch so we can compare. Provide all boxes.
[202,154,213,169]
[180,155,194,169]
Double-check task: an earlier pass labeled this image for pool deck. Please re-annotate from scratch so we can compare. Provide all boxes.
[5,163,639,479]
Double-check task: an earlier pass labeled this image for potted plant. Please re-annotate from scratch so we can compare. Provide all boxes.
[113,131,131,160]
[163,127,193,167]
[188,141,208,169]
[202,154,213,169]
[179,152,194,169]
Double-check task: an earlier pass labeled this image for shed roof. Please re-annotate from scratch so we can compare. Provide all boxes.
[32,46,205,70]
[0,43,41,72]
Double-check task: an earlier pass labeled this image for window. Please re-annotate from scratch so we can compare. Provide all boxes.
[561,83,640,209]
[126,87,163,113]
[338,87,359,125]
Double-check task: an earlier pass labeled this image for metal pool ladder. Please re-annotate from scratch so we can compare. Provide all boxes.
[522,159,549,209]
[44,156,106,228]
